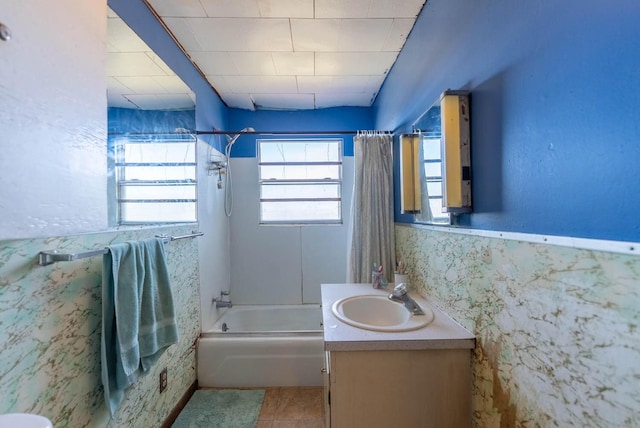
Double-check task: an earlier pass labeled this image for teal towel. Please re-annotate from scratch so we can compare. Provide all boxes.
[101,238,178,416]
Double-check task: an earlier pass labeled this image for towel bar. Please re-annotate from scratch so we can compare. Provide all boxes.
[38,231,204,266]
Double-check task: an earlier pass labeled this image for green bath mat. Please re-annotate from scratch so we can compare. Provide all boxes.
[172,389,265,428]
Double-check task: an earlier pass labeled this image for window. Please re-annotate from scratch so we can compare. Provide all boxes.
[258,139,342,224]
[113,133,197,224]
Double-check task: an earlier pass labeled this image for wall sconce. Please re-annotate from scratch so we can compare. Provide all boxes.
[440,90,471,213]
[399,133,421,214]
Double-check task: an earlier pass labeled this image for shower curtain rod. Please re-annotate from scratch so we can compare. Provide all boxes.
[194,130,393,136]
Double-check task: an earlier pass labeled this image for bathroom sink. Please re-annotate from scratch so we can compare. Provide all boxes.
[331,295,434,332]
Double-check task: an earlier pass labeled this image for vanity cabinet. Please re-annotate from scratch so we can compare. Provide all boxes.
[326,348,471,427]
[321,284,475,428]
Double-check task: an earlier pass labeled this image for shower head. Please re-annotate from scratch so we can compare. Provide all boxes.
[226,127,255,146]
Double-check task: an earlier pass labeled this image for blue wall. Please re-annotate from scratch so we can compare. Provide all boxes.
[108,0,228,152]
[376,0,640,242]
[228,107,373,157]
[107,107,195,134]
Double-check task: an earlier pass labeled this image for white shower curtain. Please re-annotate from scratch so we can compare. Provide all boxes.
[347,131,396,283]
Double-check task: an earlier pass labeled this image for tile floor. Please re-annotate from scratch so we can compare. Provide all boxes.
[256,387,325,428]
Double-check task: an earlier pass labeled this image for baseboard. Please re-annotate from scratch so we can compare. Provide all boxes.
[160,380,197,428]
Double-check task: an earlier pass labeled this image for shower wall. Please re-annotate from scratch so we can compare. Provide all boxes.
[197,138,232,328]
[229,157,353,305]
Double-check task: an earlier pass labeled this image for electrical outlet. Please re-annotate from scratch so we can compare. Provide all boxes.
[159,368,168,393]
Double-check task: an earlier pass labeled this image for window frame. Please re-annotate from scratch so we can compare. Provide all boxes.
[112,132,198,225]
[257,138,343,225]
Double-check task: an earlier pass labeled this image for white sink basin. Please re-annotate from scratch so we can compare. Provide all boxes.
[331,295,434,332]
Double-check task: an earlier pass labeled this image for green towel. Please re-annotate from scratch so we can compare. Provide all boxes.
[101,238,178,416]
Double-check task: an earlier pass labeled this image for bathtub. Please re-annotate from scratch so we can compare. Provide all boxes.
[197,304,324,387]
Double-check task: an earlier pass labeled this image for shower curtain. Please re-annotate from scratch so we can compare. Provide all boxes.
[347,131,396,283]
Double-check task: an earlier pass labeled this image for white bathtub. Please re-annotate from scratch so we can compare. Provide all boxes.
[197,304,324,387]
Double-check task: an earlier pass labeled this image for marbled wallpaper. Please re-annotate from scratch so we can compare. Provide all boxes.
[395,224,639,427]
[0,225,201,427]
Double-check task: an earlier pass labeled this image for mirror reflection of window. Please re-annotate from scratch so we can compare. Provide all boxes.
[414,103,451,225]
[107,8,197,226]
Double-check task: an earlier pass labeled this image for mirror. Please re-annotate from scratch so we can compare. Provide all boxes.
[411,99,450,224]
[409,90,471,225]
[107,8,197,227]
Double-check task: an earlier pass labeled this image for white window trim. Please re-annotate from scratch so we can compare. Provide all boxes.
[258,138,343,225]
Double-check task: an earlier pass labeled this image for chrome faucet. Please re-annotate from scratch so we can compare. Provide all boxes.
[388,283,425,315]
[213,290,232,308]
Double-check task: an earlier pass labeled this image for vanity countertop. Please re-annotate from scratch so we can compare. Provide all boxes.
[321,283,475,351]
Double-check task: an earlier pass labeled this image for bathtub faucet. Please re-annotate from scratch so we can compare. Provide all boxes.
[213,290,233,308]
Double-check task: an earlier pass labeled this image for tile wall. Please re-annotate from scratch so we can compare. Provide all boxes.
[395,224,639,427]
[0,225,200,427]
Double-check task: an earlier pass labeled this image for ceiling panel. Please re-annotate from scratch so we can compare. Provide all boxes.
[315,0,425,18]
[290,19,341,52]
[223,75,298,93]
[229,52,278,75]
[252,93,315,110]
[315,52,399,76]
[257,0,314,18]
[199,0,261,18]
[141,0,426,110]
[272,53,315,76]
[315,92,375,108]
[297,75,385,94]
[219,92,256,110]
[107,8,195,111]
[189,51,238,75]
[336,19,401,52]
[146,0,207,17]
[177,18,292,52]
[125,93,195,110]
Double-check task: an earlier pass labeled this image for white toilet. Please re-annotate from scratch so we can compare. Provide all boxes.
[0,413,53,428]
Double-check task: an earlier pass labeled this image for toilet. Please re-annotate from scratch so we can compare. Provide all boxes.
[0,413,53,428]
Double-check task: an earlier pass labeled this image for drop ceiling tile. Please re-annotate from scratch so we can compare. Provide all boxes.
[315,92,375,108]
[383,19,415,51]
[199,0,260,18]
[146,0,207,17]
[107,17,150,53]
[143,75,193,94]
[252,93,315,110]
[368,0,425,18]
[220,92,256,110]
[297,75,385,93]
[272,52,314,75]
[107,77,134,94]
[125,94,195,110]
[257,0,313,18]
[163,18,206,51]
[153,75,192,93]
[224,75,297,93]
[108,93,138,109]
[337,19,395,52]
[189,52,238,75]
[315,52,398,76]
[229,52,277,75]
[205,75,234,93]
[291,19,341,52]
[145,52,175,76]
[315,0,371,18]
[315,0,424,18]
[181,18,292,51]
[108,52,168,77]
[115,76,168,94]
